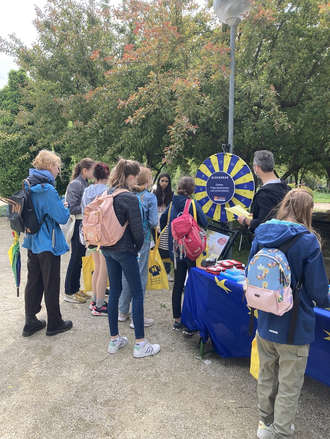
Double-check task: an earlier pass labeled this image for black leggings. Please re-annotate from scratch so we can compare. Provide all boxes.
[172,259,195,319]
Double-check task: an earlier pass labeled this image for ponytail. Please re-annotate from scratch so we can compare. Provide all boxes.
[110,158,140,189]
[71,157,95,180]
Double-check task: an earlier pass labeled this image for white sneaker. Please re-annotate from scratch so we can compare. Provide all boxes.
[118,312,129,322]
[130,318,154,329]
[107,336,128,354]
[133,340,160,358]
[257,421,274,439]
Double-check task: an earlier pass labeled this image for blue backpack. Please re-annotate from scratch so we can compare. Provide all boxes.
[246,232,307,343]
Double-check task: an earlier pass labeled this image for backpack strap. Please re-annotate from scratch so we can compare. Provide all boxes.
[191,199,197,221]
[183,199,192,215]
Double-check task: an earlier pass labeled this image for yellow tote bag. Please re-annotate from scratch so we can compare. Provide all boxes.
[250,336,260,380]
[147,234,169,291]
[82,254,95,293]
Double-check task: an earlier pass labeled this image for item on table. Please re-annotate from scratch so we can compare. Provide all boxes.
[218,259,245,270]
[220,268,246,283]
[206,266,226,274]
[201,257,217,267]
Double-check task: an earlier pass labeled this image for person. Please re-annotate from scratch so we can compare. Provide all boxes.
[238,150,290,233]
[160,176,208,332]
[154,173,173,215]
[102,159,160,358]
[118,166,158,326]
[64,157,95,304]
[22,149,73,337]
[81,162,110,316]
[154,173,174,275]
[247,189,330,439]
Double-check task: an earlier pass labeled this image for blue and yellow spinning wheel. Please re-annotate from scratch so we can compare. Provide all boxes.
[195,153,255,222]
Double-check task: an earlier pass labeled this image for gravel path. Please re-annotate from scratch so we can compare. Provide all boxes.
[0,217,329,439]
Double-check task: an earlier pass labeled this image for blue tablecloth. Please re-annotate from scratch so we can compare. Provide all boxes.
[182,267,330,386]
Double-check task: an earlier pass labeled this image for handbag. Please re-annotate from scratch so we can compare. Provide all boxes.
[158,202,172,251]
[147,232,169,290]
[60,214,75,245]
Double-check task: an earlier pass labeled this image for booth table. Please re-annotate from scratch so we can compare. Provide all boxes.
[181,268,330,387]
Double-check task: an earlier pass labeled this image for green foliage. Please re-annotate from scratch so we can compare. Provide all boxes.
[0,0,329,195]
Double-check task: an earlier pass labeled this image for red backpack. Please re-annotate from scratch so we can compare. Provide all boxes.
[171,199,206,261]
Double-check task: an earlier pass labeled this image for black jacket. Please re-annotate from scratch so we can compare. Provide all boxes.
[250,181,290,232]
[102,191,144,254]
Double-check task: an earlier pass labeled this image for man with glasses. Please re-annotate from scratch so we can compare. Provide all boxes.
[238,150,290,233]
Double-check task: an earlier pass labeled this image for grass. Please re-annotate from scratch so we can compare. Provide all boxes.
[313,191,330,203]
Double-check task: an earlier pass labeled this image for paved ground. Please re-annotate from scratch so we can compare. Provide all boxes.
[0,217,329,439]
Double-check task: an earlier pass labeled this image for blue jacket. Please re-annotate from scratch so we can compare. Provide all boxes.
[23,169,70,256]
[81,183,108,214]
[135,189,158,241]
[248,219,330,345]
[160,194,208,260]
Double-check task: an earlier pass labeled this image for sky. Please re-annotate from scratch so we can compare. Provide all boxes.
[0,0,209,89]
[0,0,48,88]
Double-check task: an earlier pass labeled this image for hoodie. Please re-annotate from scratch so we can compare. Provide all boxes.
[250,181,290,232]
[248,219,330,345]
[160,194,208,260]
[22,169,70,256]
[81,183,108,214]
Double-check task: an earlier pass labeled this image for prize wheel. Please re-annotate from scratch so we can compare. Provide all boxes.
[195,153,255,222]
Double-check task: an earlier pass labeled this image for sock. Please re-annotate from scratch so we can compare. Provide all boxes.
[135,340,146,346]
[96,298,104,308]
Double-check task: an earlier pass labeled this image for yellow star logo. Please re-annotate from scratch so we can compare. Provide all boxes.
[214,277,232,294]
[324,330,330,341]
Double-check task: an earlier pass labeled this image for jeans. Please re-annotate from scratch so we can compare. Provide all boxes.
[119,238,150,315]
[102,250,144,339]
[257,334,309,438]
[172,258,195,319]
[25,250,63,330]
[65,219,86,295]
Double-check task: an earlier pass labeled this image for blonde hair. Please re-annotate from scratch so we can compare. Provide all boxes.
[33,149,61,170]
[133,166,152,192]
[109,158,140,189]
[276,188,320,244]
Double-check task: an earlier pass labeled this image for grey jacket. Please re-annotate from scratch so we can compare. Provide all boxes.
[66,175,89,215]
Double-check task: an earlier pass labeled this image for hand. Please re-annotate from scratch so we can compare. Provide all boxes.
[238,216,251,227]
[64,201,69,208]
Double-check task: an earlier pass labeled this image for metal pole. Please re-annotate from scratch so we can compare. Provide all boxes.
[228,21,238,154]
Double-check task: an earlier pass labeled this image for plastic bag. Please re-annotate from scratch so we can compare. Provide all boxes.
[147,235,169,290]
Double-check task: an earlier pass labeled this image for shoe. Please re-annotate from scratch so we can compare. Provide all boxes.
[22,318,46,337]
[257,421,274,439]
[91,304,108,316]
[64,293,86,304]
[89,301,96,310]
[173,321,184,330]
[108,336,128,354]
[182,327,195,336]
[105,288,110,296]
[133,340,160,358]
[76,290,92,299]
[130,317,154,329]
[118,312,129,322]
[46,320,73,336]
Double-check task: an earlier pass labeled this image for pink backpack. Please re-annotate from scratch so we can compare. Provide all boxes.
[171,199,206,261]
[82,189,128,248]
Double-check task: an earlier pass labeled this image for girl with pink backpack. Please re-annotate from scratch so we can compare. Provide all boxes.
[101,159,160,358]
